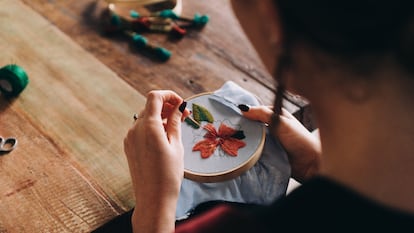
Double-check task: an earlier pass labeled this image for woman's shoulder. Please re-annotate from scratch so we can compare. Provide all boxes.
[261,176,414,231]
[175,176,414,232]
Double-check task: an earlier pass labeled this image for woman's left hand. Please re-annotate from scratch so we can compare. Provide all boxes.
[124,90,189,233]
[240,105,321,183]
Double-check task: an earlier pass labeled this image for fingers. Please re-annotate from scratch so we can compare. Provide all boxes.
[238,103,296,125]
[145,90,183,121]
[138,90,185,143]
[239,104,274,124]
[165,101,186,143]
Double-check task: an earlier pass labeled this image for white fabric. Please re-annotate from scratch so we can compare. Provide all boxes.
[176,81,291,219]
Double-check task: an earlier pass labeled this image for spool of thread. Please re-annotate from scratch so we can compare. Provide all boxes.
[0,64,29,97]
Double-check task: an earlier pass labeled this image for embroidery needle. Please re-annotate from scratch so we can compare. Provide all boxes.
[179,102,201,129]
[184,116,200,129]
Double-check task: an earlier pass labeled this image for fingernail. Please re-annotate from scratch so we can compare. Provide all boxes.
[238,104,250,112]
[179,101,187,113]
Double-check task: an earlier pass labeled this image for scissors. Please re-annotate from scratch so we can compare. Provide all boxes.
[0,136,18,153]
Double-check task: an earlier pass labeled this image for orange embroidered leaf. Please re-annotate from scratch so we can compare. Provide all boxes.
[193,138,219,159]
[193,123,246,158]
[203,123,217,139]
[220,138,246,157]
[218,123,237,138]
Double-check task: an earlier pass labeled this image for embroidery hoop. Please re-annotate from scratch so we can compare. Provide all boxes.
[182,92,266,183]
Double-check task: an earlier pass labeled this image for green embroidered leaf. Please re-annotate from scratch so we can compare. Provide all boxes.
[231,130,246,140]
[185,117,200,129]
[192,103,214,123]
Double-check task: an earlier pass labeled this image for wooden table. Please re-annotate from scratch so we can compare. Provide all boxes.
[0,1,311,232]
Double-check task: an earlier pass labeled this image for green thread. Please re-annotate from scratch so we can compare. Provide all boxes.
[185,117,200,129]
[192,103,214,123]
[159,9,178,19]
[110,13,122,26]
[154,47,171,61]
[132,34,148,47]
[130,10,140,18]
[231,130,246,140]
[193,14,209,26]
[0,64,29,97]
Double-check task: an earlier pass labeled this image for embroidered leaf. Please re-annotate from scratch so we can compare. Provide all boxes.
[192,103,214,123]
[231,130,245,140]
[193,138,219,159]
[218,123,237,138]
[218,123,245,139]
[203,123,217,139]
[220,138,246,157]
[193,123,246,158]
[185,117,200,129]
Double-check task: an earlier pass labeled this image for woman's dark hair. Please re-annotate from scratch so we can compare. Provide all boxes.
[275,0,414,74]
[270,0,414,128]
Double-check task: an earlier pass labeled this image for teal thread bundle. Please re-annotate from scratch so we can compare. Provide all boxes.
[102,6,209,61]
[129,32,171,61]
[130,9,209,28]
[0,64,29,97]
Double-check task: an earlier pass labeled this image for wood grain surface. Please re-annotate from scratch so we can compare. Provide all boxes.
[0,1,146,231]
[0,102,119,232]
[21,0,313,128]
[0,0,314,232]
[21,0,275,99]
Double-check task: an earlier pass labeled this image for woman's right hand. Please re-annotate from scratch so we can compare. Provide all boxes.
[124,90,190,233]
[240,105,321,182]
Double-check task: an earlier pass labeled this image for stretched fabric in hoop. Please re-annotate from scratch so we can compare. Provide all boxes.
[176,81,291,219]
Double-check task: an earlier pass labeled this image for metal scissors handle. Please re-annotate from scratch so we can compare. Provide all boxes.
[0,136,18,153]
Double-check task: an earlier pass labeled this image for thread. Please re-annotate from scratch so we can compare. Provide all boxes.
[192,14,209,27]
[106,11,185,37]
[130,10,140,18]
[153,10,209,27]
[0,64,29,97]
[157,9,179,19]
[102,5,208,61]
[128,32,171,61]
[133,9,209,28]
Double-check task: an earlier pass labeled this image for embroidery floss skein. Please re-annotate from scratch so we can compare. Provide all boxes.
[132,17,186,37]
[0,64,29,97]
[131,9,209,28]
[125,31,172,61]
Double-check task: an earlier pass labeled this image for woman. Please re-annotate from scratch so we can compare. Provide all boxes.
[124,0,414,232]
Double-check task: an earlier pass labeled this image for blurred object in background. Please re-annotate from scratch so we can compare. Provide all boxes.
[105,0,182,17]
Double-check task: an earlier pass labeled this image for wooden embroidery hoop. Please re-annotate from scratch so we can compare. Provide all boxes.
[182,92,266,183]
